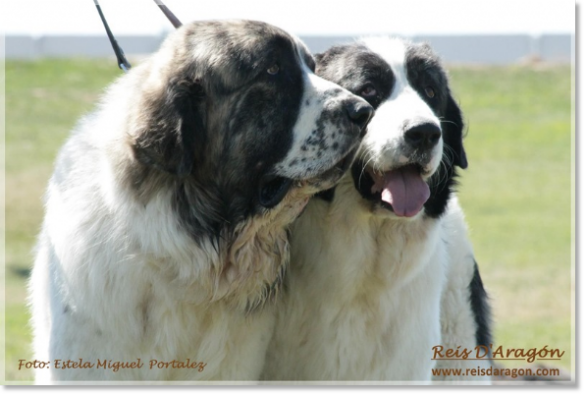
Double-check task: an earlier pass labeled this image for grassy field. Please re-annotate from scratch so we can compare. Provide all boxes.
[3,59,573,382]
[450,65,573,375]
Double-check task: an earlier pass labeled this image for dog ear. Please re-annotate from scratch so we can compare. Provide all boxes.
[314,52,326,73]
[133,76,205,177]
[443,94,468,169]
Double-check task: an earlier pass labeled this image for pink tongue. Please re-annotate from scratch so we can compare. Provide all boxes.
[371,166,430,217]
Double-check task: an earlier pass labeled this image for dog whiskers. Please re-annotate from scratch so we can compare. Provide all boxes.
[439,117,459,128]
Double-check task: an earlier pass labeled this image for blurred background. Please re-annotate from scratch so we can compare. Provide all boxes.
[2,0,574,383]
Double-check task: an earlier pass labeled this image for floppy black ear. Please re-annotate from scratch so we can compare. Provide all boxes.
[133,77,205,177]
[443,94,468,169]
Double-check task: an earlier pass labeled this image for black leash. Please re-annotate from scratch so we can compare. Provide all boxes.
[94,0,182,73]
[154,0,183,28]
[93,0,131,71]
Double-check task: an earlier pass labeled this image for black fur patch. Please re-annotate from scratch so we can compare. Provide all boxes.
[133,75,205,177]
[316,44,394,110]
[468,261,493,349]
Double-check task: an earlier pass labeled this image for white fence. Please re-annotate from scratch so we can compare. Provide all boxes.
[5,34,573,64]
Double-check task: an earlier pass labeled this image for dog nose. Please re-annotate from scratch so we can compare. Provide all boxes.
[404,123,441,151]
[345,100,373,132]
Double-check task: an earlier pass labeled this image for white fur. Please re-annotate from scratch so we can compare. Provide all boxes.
[433,200,492,383]
[263,178,446,382]
[262,37,489,383]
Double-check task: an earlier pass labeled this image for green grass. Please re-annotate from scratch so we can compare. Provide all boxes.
[3,60,573,382]
[452,65,573,372]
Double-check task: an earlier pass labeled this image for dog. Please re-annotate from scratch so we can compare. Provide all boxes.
[262,37,492,382]
[28,20,373,382]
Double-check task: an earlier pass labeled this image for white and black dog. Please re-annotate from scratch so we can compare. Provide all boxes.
[263,37,491,382]
[29,20,372,382]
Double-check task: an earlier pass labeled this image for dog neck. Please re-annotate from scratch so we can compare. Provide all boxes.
[291,172,442,293]
[115,155,307,312]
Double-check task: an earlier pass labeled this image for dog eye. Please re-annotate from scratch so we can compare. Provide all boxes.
[425,87,435,98]
[360,85,377,98]
[267,64,280,75]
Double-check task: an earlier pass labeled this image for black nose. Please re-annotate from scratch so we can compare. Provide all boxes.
[404,122,441,151]
[345,100,373,132]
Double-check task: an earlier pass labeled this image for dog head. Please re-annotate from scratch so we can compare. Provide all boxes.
[127,20,372,233]
[119,20,372,306]
[315,37,466,219]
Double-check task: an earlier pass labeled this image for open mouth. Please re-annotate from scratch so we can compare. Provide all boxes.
[351,161,431,217]
[258,147,358,209]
